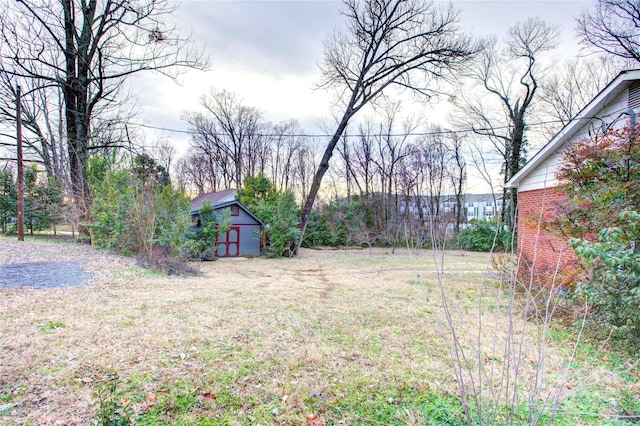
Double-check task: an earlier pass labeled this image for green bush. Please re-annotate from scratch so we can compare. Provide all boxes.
[551,125,640,349]
[0,165,64,235]
[0,167,17,233]
[185,201,231,260]
[571,211,640,348]
[456,219,514,252]
[89,155,192,271]
[303,209,350,248]
[238,174,301,257]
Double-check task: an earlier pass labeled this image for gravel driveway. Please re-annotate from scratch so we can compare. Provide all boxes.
[0,238,134,290]
[0,261,90,289]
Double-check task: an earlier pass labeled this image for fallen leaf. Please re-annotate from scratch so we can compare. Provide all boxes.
[145,392,155,406]
[202,391,215,401]
[306,414,327,426]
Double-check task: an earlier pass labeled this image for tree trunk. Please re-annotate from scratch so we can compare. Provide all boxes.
[506,116,525,229]
[63,0,96,235]
[297,111,354,252]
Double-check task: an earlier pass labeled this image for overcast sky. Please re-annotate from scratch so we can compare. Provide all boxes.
[131,0,594,175]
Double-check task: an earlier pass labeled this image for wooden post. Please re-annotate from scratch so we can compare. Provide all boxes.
[16,85,24,242]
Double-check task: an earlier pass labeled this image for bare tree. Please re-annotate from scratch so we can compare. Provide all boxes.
[415,132,452,244]
[466,137,501,209]
[455,18,560,226]
[183,90,266,189]
[351,121,379,196]
[0,76,66,181]
[153,139,177,179]
[449,133,466,235]
[269,121,293,190]
[294,143,319,204]
[335,132,355,199]
[183,110,235,190]
[175,154,219,194]
[371,104,417,219]
[539,56,622,138]
[577,0,640,63]
[296,0,477,251]
[0,0,206,230]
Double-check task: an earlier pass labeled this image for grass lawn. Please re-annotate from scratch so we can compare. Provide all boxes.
[0,237,638,425]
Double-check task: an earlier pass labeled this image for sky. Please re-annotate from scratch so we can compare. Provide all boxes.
[130,0,594,190]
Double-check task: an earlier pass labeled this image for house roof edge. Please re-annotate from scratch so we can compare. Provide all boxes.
[506,68,640,189]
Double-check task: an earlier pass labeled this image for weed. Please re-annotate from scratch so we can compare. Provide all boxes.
[93,374,132,426]
[37,321,65,332]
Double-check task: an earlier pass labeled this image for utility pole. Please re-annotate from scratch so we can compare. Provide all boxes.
[16,85,24,241]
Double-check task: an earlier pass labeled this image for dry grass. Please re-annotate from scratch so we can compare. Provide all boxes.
[0,237,637,425]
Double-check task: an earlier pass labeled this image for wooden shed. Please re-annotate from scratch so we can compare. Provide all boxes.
[191,192,263,258]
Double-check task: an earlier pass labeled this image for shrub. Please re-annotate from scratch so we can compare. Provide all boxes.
[0,166,17,233]
[550,124,640,348]
[89,155,193,271]
[456,219,513,252]
[0,165,64,235]
[238,174,301,256]
[184,201,231,260]
[302,207,350,248]
[571,211,640,347]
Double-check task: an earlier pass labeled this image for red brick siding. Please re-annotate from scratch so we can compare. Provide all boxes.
[517,188,579,285]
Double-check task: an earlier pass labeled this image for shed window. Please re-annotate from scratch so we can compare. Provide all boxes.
[230,205,240,216]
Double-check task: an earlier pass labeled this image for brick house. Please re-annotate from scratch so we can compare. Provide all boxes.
[506,69,640,281]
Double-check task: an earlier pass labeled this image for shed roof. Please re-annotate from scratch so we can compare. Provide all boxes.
[191,189,237,211]
[506,68,640,189]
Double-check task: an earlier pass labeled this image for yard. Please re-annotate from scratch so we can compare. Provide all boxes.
[0,237,638,425]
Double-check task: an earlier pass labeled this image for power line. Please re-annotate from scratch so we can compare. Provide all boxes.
[128,118,578,139]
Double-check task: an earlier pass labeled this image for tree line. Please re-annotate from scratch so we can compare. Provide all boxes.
[0,0,638,252]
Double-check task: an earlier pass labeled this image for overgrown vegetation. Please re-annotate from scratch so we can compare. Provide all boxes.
[0,165,64,235]
[89,154,194,273]
[572,212,640,350]
[456,219,513,252]
[238,174,301,256]
[3,240,636,424]
[303,194,453,251]
[551,124,640,348]
[302,201,352,248]
[184,201,231,260]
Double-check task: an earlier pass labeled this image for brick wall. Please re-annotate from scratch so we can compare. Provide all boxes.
[517,188,579,286]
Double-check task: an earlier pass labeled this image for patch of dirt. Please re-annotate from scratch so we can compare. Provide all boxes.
[295,267,335,298]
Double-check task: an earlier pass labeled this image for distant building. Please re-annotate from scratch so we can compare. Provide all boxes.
[462,193,504,222]
[401,193,504,224]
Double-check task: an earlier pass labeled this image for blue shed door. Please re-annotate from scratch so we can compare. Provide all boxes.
[217,226,240,257]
